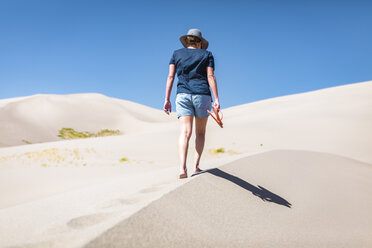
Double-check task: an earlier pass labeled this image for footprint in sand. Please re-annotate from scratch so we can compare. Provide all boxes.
[99,196,146,209]
[67,212,119,229]
[99,182,174,209]
[139,182,172,194]
[139,185,164,193]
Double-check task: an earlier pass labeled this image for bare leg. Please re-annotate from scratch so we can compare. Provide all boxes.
[178,116,193,175]
[194,117,208,172]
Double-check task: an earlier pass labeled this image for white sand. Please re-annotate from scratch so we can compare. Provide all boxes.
[85,150,372,248]
[0,81,371,247]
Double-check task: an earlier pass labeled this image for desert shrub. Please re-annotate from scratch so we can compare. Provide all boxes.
[119,157,128,162]
[58,128,92,139]
[58,128,122,140]
[97,129,121,137]
[212,147,225,154]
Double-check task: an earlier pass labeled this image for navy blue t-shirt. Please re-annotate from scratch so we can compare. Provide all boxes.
[169,48,214,96]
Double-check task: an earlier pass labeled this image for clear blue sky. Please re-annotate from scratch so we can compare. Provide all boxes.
[1,0,371,109]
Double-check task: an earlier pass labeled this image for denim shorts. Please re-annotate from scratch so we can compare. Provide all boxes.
[176,93,212,119]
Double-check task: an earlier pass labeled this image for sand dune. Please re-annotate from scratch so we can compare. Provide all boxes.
[1,81,371,163]
[0,93,176,147]
[85,150,372,248]
[0,81,371,247]
[207,80,372,164]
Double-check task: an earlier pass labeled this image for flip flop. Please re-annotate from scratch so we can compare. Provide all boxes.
[208,106,223,128]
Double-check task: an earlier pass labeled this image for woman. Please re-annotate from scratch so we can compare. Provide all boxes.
[163,28,220,179]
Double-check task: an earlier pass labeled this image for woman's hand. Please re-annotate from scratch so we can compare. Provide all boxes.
[164,64,175,115]
[164,100,171,115]
[213,99,220,110]
[207,67,220,110]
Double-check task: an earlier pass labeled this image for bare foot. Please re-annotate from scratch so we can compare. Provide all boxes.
[179,167,187,179]
[194,167,203,174]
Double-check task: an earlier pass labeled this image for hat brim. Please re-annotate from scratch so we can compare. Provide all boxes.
[179,35,209,50]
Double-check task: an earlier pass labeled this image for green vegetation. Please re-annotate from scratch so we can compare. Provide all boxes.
[58,128,93,139]
[58,128,122,140]
[97,129,121,137]
[208,147,240,156]
[212,147,225,154]
[119,157,129,162]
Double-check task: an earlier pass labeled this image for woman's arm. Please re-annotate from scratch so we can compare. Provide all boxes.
[207,66,220,109]
[164,64,176,115]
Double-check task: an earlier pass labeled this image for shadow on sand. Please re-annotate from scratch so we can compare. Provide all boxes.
[192,168,292,208]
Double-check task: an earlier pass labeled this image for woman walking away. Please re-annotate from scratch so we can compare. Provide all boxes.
[163,28,220,179]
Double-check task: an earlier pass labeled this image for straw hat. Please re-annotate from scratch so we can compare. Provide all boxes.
[179,28,209,50]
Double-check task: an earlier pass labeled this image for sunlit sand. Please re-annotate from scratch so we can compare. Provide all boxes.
[0,81,371,247]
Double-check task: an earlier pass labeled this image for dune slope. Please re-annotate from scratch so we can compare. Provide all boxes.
[206,81,372,164]
[0,93,175,147]
[85,150,372,248]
